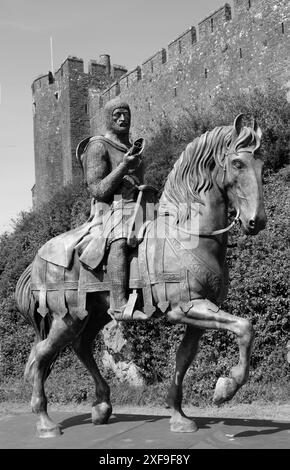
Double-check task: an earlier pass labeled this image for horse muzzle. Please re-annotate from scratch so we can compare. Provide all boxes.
[241,213,267,235]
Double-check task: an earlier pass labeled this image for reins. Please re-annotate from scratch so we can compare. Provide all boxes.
[164,209,240,237]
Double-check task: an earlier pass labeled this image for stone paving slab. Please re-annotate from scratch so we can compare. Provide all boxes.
[0,409,289,449]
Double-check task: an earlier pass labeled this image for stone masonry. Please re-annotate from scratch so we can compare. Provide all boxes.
[32,55,127,207]
[32,0,290,207]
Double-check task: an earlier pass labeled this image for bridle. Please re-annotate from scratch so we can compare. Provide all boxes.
[164,209,240,237]
[163,149,246,237]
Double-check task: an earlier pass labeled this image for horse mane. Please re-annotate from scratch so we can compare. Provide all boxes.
[159,124,261,223]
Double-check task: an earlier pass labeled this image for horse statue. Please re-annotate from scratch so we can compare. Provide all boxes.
[15,114,266,438]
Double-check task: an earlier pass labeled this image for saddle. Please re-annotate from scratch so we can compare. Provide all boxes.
[31,219,159,322]
[32,214,224,323]
[32,188,224,321]
[32,184,161,321]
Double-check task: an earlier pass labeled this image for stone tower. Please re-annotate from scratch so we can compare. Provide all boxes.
[32,0,290,207]
[31,55,127,208]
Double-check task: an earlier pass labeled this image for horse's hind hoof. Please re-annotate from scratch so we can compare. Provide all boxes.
[37,424,62,438]
[170,417,198,433]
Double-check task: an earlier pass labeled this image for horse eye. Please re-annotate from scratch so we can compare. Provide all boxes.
[232,160,244,170]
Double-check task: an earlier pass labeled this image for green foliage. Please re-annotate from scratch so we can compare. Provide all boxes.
[144,82,290,191]
[121,166,289,403]
[123,84,290,397]
[0,182,90,381]
[211,84,290,173]
[0,85,289,405]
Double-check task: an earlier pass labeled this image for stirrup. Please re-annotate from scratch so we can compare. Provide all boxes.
[110,308,149,321]
[108,291,149,321]
[108,306,147,321]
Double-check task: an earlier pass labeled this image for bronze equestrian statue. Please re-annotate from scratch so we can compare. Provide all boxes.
[15,100,266,438]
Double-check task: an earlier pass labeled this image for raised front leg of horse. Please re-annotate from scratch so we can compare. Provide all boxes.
[168,298,254,413]
[166,326,204,432]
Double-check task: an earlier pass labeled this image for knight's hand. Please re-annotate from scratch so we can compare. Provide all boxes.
[123,152,141,169]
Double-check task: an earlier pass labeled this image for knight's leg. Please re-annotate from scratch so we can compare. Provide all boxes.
[31,315,85,438]
[107,238,128,318]
[166,325,203,432]
[167,299,254,405]
[73,299,112,425]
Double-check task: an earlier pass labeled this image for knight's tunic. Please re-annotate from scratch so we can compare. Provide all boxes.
[76,136,144,269]
[37,136,143,270]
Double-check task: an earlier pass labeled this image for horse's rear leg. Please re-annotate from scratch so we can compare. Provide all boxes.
[168,299,254,406]
[73,298,112,425]
[166,325,203,432]
[31,315,84,438]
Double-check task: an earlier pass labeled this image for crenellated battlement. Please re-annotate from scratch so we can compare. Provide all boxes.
[95,0,289,108]
[32,55,127,96]
[168,28,197,58]
[32,0,290,208]
[97,4,233,104]
[198,3,232,39]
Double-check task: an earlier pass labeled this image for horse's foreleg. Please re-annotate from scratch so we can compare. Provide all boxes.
[168,299,254,405]
[73,304,112,425]
[166,325,203,432]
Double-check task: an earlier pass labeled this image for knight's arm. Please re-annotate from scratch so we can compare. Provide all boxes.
[83,141,130,202]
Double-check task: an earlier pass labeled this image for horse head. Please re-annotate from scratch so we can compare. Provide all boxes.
[222,114,267,235]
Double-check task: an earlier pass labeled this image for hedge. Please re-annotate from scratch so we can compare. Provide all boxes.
[0,84,289,404]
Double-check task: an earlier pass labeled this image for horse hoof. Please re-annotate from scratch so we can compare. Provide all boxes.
[213,377,238,405]
[92,402,112,425]
[37,425,62,438]
[170,417,198,433]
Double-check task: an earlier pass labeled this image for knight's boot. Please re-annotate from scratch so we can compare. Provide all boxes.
[107,282,148,320]
[107,239,147,321]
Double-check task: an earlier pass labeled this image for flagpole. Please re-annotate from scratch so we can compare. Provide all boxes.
[50,36,54,73]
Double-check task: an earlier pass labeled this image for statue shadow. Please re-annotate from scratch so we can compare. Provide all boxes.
[59,412,290,439]
[59,412,160,430]
[197,416,290,438]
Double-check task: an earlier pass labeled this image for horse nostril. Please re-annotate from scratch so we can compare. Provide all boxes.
[249,219,256,229]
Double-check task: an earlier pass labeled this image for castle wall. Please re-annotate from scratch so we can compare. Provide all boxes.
[32,56,125,207]
[32,0,290,207]
[89,0,290,140]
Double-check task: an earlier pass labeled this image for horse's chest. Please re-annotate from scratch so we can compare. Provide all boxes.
[162,239,226,303]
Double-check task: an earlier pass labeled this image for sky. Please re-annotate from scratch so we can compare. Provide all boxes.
[0,0,231,234]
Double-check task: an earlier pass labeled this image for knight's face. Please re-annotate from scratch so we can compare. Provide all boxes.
[110,108,131,134]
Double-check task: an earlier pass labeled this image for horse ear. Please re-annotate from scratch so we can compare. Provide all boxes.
[251,117,258,131]
[233,114,244,137]
[251,117,263,139]
[256,126,263,140]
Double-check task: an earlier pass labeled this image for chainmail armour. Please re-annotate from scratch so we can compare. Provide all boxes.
[79,99,144,316]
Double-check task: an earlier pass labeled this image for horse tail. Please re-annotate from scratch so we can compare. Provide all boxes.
[15,264,36,381]
[15,262,52,336]
[15,263,54,381]
[15,263,33,318]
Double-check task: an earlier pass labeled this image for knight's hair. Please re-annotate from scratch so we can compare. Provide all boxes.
[104,98,131,130]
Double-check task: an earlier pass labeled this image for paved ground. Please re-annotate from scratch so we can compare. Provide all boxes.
[0,403,289,449]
